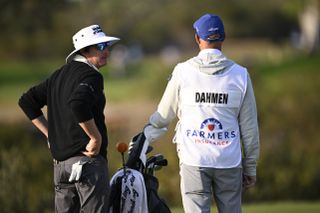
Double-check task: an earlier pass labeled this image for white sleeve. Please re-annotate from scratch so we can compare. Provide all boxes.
[149,66,180,128]
[239,74,260,176]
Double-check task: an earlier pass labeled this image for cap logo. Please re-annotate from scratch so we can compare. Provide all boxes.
[208,27,218,32]
[92,26,103,34]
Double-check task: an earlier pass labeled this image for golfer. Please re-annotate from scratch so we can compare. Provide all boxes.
[19,25,119,212]
[145,13,260,213]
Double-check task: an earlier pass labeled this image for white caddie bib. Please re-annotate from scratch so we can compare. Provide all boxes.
[176,62,247,168]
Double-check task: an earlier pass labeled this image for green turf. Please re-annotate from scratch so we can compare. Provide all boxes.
[170,201,320,213]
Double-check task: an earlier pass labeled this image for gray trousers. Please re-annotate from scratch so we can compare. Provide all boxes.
[54,155,109,213]
[180,164,242,213]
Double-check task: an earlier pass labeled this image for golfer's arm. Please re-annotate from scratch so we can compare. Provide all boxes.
[79,118,101,143]
[32,115,48,138]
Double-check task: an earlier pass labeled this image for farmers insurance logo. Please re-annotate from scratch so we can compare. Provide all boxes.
[200,118,223,131]
[186,117,236,146]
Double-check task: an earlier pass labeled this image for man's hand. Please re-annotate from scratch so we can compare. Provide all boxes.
[79,119,102,158]
[144,124,167,143]
[243,175,256,189]
[82,138,101,157]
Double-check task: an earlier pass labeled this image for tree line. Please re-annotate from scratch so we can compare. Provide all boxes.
[1,0,313,60]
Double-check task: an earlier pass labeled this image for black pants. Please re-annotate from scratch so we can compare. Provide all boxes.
[54,155,109,213]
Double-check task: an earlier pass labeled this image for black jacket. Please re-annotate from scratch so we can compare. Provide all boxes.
[19,61,108,161]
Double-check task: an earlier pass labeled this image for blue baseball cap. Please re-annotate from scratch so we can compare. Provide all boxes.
[193,13,225,42]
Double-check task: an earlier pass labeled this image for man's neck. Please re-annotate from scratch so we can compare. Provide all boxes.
[199,41,222,51]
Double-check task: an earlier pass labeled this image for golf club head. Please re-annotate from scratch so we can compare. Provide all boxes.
[146,156,157,168]
[147,158,168,175]
[154,158,168,167]
[146,154,164,168]
[150,159,168,174]
[153,154,164,161]
[154,165,163,171]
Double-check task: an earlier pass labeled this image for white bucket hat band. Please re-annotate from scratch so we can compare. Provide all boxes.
[66,24,120,63]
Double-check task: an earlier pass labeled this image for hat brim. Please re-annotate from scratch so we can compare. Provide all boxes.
[65,36,120,63]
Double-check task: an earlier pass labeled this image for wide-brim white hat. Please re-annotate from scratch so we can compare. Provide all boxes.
[66,24,120,63]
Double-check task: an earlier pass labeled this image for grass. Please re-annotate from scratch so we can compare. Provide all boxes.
[242,202,320,213]
[170,201,320,213]
[0,61,59,106]
[0,57,167,104]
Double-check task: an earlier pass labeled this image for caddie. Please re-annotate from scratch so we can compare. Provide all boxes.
[143,13,260,213]
[19,24,119,212]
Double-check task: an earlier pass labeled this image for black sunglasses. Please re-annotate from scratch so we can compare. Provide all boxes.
[95,42,109,51]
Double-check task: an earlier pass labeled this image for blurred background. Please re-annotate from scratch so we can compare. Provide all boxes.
[1,0,320,212]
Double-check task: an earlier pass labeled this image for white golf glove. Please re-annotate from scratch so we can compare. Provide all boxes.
[144,125,167,143]
[141,125,167,166]
[68,159,89,182]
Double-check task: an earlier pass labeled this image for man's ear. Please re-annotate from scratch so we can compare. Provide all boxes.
[194,34,201,45]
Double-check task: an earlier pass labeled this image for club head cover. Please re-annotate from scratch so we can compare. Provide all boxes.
[126,132,148,169]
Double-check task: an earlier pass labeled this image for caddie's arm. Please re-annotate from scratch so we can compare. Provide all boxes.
[239,75,260,180]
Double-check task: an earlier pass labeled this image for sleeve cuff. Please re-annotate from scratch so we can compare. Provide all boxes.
[242,159,257,176]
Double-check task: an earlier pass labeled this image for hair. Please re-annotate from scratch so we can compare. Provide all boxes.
[78,46,92,56]
[82,46,91,53]
[208,33,225,43]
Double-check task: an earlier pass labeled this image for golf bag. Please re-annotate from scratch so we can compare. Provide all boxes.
[109,133,171,213]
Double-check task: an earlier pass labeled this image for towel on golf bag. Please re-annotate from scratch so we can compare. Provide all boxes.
[109,168,148,213]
